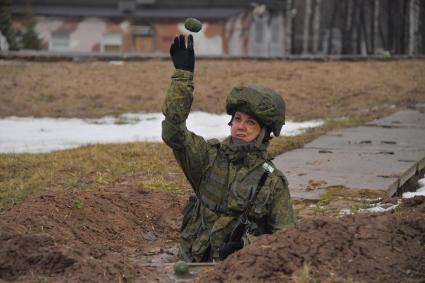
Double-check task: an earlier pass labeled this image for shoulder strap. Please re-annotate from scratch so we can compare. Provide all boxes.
[240,162,274,222]
[228,162,275,242]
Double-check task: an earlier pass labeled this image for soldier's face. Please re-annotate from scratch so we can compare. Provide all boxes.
[230,111,262,142]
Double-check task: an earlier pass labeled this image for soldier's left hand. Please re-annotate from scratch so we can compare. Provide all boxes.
[169,34,195,72]
[219,240,243,260]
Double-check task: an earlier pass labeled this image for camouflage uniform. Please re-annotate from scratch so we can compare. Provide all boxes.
[162,69,295,262]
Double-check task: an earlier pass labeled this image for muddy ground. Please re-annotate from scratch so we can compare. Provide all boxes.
[199,196,425,283]
[0,189,424,282]
[0,187,186,282]
[1,59,425,282]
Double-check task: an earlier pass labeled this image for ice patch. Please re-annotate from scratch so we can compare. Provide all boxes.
[0,112,323,154]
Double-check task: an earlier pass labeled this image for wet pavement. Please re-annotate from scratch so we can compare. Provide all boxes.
[274,109,425,200]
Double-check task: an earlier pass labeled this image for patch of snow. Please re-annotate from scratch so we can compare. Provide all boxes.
[338,208,353,216]
[359,200,400,213]
[402,173,425,199]
[109,61,124,65]
[359,204,399,213]
[403,192,425,198]
[0,112,323,154]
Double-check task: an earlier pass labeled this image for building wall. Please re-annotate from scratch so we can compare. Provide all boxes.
[226,10,285,57]
[30,16,128,52]
[14,16,225,55]
[180,21,224,56]
[225,13,248,56]
[154,22,179,53]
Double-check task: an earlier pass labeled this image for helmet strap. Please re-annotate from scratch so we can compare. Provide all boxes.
[228,115,233,126]
[255,128,266,148]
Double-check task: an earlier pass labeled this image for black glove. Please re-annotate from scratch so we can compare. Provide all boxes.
[219,241,243,260]
[169,34,195,72]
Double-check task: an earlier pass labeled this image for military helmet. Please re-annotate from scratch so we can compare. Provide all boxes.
[226,85,286,136]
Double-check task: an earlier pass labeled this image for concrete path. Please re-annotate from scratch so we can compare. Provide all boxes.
[274,109,425,200]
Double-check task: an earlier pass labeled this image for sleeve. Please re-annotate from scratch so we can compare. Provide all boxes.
[161,69,213,193]
[267,174,296,232]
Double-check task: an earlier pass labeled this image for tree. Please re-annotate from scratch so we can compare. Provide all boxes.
[312,0,321,54]
[342,0,354,54]
[0,0,19,50]
[284,0,293,55]
[421,0,425,53]
[303,0,312,54]
[372,0,380,54]
[408,0,419,55]
[325,0,340,54]
[21,18,42,50]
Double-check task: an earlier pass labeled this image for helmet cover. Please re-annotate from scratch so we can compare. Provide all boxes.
[226,85,286,136]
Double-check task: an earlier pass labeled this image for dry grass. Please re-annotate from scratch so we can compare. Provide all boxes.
[0,142,187,209]
[0,59,424,120]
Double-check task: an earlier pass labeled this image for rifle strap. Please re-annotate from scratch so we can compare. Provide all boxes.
[239,162,275,224]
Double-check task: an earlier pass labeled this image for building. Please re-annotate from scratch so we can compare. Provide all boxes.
[9,0,425,56]
[10,0,261,56]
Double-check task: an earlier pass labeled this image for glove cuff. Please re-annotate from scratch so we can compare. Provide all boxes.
[172,69,194,80]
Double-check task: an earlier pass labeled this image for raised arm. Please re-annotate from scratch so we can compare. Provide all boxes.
[162,35,214,192]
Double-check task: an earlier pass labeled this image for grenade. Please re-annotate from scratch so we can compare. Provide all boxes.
[184,17,202,33]
[174,260,189,275]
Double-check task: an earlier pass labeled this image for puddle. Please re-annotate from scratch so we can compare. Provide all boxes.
[0,112,323,153]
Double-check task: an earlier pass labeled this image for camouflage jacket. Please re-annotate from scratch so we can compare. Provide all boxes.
[162,69,295,262]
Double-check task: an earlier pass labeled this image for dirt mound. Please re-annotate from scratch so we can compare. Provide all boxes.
[0,187,186,282]
[200,196,425,283]
[0,233,144,282]
[0,234,76,280]
[2,188,425,282]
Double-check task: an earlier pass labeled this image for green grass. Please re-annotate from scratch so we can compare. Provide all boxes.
[0,116,368,211]
[316,186,385,207]
[305,186,387,216]
[0,142,187,210]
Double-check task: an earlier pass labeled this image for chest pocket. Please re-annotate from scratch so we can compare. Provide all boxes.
[227,168,273,219]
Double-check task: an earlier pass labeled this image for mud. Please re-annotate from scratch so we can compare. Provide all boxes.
[0,187,186,282]
[1,187,424,282]
[199,196,425,283]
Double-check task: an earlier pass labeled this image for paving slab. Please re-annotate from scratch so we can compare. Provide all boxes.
[274,110,425,200]
[366,109,425,128]
[306,126,425,150]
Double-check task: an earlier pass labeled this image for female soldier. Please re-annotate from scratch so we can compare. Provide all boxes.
[162,35,295,262]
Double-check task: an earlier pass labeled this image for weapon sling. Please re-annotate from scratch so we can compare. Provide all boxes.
[228,162,275,242]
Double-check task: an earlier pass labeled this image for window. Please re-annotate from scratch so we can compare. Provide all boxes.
[101,33,122,52]
[50,32,70,51]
